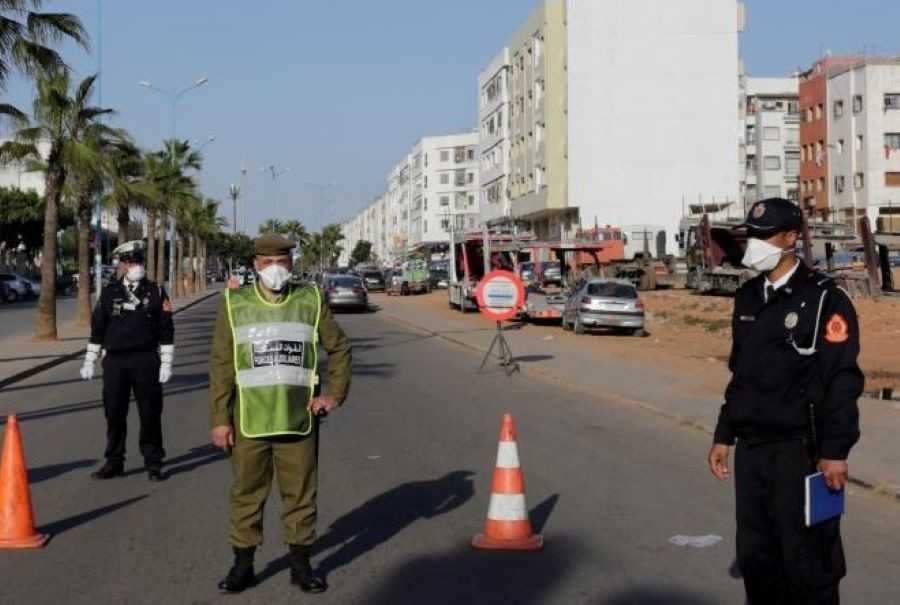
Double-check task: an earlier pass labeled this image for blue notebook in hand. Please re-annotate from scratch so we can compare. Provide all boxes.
[805,472,845,527]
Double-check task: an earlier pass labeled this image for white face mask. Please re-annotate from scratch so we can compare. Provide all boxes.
[742,238,788,272]
[126,264,145,282]
[258,264,291,291]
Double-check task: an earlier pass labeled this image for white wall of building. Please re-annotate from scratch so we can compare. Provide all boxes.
[478,47,511,228]
[828,62,900,223]
[566,0,740,251]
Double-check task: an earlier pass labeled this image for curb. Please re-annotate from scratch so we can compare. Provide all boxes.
[0,290,221,390]
[378,306,900,505]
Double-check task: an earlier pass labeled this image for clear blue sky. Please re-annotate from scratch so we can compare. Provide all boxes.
[5,1,899,234]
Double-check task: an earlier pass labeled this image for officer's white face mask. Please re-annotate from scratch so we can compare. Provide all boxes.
[126,264,145,282]
[258,264,291,291]
[741,238,792,273]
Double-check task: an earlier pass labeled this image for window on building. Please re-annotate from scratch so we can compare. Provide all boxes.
[837,139,845,154]
[815,104,823,120]
[884,93,900,109]
[468,194,475,206]
[785,157,800,175]
[440,218,450,230]
[886,172,900,187]
[817,178,825,192]
[786,128,800,145]
[853,95,863,113]
[885,133,900,150]
[856,135,864,151]
[467,172,474,184]
[467,149,475,161]
[763,156,781,170]
[805,107,814,123]
[439,195,449,206]
[833,100,844,118]
[423,198,427,211]
[424,220,428,233]
[440,150,449,162]
[763,127,780,141]
[424,176,428,189]
[745,126,756,145]
[854,173,865,189]
[764,186,781,198]
[787,100,800,115]
[834,175,845,193]
[440,173,449,185]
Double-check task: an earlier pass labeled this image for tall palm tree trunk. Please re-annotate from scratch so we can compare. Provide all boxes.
[146,207,157,281]
[175,236,185,297]
[35,167,65,340]
[156,214,167,285]
[117,202,129,246]
[187,234,196,295]
[76,201,93,327]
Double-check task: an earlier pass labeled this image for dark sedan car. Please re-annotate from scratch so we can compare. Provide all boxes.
[324,275,369,311]
[361,270,386,292]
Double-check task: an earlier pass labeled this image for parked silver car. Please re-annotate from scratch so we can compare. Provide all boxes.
[0,273,36,302]
[562,278,645,336]
[324,275,369,311]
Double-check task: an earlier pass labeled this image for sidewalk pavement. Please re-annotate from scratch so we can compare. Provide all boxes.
[373,292,900,501]
[0,287,221,389]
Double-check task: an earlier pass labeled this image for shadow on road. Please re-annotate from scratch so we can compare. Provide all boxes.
[122,444,226,478]
[365,532,589,605]
[28,458,98,484]
[256,470,476,585]
[1,376,86,394]
[514,355,555,364]
[597,587,720,604]
[40,495,148,539]
[351,363,396,379]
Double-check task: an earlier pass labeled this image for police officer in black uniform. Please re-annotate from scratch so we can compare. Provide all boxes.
[80,241,175,482]
[708,198,864,604]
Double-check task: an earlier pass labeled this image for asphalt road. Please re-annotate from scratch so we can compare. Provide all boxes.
[0,295,78,340]
[0,293,898,604]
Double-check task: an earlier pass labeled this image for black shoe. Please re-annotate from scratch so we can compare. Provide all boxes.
[218,547,256,594]
[91,462,124,480]
[289,545,327,594]
[147,466,165,482]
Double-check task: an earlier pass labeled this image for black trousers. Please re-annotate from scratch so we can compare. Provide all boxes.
[735,439,845,605]
[101,351,165,467]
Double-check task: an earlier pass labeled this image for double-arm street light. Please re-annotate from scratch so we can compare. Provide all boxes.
[138,76,208,291]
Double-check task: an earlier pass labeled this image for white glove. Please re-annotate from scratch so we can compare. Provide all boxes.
[159,345,174,384]
[80,343,102,380]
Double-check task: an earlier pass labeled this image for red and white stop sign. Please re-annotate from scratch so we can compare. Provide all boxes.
[475,270,525,322]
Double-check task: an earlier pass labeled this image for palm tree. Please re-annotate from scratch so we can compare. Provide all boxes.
[0,1,87,91]
[71,125,130,327]
[0,72,112,340]
[259,218,282,234]
[193,198,224,293]
[321,224,345,268]
[281,219,308,247]
[104,142,144,246]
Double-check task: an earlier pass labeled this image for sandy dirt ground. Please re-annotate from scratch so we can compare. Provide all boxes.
[385,286,900,396]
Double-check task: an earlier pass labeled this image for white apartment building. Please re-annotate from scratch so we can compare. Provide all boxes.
[826,59,900,227]
[478,48,512,227]
[740,77,801,206]
[340,132,479,266]
[478,0,741,252]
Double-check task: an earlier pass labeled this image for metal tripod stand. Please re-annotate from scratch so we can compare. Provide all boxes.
[479,321,520,376]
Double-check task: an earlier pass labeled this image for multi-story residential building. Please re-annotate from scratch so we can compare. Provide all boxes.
[800,55,900,229]
[798,55,862,215]
[740,77,801,206]
[340,132,479,266]
[479,0,741,251]
[478,47,511,228]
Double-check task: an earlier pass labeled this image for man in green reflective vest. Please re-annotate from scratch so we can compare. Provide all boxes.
[209,234,352,594]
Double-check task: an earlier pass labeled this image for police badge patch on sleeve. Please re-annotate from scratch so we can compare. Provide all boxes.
[824,314,849,344]
[252,341,304,367]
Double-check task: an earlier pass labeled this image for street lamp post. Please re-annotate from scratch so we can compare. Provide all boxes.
[262,165,290,231]
[138,76,208,293]
[304,182,336,271]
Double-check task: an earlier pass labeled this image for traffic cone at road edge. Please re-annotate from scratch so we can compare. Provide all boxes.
[472,413,543,551]
[0,415,49,549]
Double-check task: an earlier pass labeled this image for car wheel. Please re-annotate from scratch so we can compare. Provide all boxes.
[633,328,647,338]
[7,289,18,303]
[401,283,410,296]
[562,315,572,331]
[573,314,585,335]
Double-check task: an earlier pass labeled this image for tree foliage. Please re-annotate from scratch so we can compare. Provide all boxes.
[0,185,73,255]
[350,240,373,266]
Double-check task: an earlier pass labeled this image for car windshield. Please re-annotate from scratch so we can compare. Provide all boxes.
[587,282,637,299]
[331,277,361,288]
[363,272,382,279]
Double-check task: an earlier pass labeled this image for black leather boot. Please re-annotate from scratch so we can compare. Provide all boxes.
[218,546,256,593]
[147,465,164,482]
[289,544,327,593]
[91,461,124,480]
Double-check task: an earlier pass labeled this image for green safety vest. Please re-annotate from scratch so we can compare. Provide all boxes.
[226,283,321,438]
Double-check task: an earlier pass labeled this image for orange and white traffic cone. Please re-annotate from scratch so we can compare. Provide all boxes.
[0,415,49,549]
[472,413,543,551]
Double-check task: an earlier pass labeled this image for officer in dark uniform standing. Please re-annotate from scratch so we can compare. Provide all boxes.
[80,240,175,482]
[708,198,864,604]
